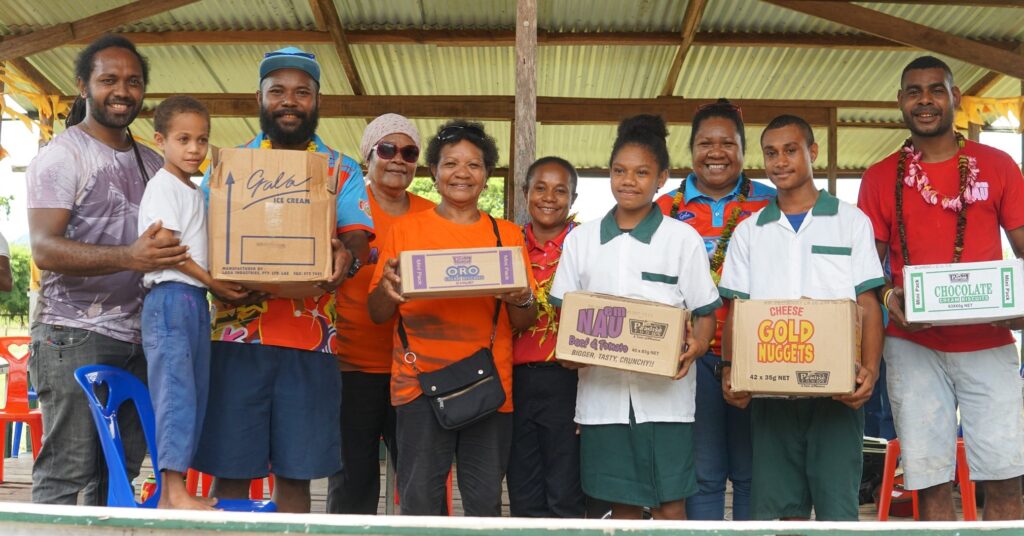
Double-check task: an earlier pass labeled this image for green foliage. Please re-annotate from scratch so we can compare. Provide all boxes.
[0,195,12,218]
[408,177,506,218]
[0,245,29,317]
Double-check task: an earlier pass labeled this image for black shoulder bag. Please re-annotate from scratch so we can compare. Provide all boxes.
[397,214,507,430]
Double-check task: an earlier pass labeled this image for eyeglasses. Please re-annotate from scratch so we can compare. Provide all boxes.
[436,124,487,144]
[374,142,420,164]
[696,101,743,120]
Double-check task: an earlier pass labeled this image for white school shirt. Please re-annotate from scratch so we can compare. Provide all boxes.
[718,190,885,302]
[138,168,209,289]
[549,205,721,425]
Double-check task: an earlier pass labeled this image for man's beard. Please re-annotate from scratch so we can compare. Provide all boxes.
[260,106,319,147]
[87,90,142,129]
[903,107,954,139]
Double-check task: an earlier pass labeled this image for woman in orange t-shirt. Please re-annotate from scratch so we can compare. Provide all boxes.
[327,114,434,515]
[368,120,538,516]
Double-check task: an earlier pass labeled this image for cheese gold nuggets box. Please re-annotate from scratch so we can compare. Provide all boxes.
[904,258,1024,325]
[208,148,338,299]
[555,292,689,378]
[730,299,861,396]
[398,247,529,299]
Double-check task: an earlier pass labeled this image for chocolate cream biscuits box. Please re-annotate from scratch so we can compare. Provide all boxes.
[208,147,338,298]
[730,299,861,396]
[903,258,1024,325]
[398,247,529,299]
[555,292,689,377]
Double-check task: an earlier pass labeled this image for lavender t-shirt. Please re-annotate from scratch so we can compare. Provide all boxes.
[27,127,163,344]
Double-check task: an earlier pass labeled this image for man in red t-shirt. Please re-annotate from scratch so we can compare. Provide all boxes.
[858,56,1024,521]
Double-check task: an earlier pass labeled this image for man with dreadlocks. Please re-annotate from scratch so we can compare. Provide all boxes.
[26,35,188,505]
[859,56,1024,521]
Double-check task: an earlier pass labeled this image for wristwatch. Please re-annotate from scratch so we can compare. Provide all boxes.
[513,293,536,309]
[346,256,362,279]
[713,360,732,381]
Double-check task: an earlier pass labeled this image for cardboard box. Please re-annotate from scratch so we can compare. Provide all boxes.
[208,148,338,285]
[730,299,860,396]
[555,292,689,377]
[399,247,529,299]
[904,259,1024,325]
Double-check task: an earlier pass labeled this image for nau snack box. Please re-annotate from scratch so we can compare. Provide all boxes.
[398,247,529,299]
[208,148,338,299]
[903,258,1024,325]
[730,299,861,396]
[555,291,689,377]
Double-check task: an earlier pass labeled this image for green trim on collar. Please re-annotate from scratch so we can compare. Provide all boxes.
[855,277,886,296]
[756,189,839,226]
[692,297,723,317]
[599,204,664,244]
[549,295,563,308]
[718,287,750,300]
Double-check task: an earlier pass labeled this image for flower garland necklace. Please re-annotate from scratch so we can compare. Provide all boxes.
[259,136,318,153]
[895,133,974,265]
[528,216,576,361]
[671,173,751,284]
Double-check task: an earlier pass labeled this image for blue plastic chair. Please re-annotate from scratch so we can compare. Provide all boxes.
[9,387,37,459]
[73,365,276,511]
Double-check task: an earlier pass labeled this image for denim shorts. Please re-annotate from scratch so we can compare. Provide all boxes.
[192,342,342,480]
[885,337,1024,490]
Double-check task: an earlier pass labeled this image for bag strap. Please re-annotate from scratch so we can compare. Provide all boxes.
[128,128,150,185]
[398,212,504,361]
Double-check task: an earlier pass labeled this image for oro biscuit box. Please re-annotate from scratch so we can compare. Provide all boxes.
[730,299,861,396]
[398,247,529,299]
[208,148,338,288]
[903,258,1024,325]
[555,292,689,377]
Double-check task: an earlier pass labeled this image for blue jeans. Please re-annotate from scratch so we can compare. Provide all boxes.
[142,282,211,473]
[686,352,753,520]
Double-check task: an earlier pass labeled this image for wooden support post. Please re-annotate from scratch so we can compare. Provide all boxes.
[506,121,516,220]
[968,122,982,142]
[827,107,838,195]
[512,0,537,225]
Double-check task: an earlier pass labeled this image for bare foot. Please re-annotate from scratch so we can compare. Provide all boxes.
[159,492,218,511]
[196,496,218,507]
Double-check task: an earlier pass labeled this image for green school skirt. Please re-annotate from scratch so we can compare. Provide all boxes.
[579,414,696,508]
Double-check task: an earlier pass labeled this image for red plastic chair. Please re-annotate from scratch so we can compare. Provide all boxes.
[185,468,274,500]
[878,437,976,521]
[0,336,42,483]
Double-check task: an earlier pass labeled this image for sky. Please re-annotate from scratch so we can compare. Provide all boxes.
[1,95,1022,248]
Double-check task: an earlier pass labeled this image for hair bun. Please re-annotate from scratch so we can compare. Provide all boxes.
[617,114,668,140]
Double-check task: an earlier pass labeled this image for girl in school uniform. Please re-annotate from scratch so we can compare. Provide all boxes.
[549,115,721,520]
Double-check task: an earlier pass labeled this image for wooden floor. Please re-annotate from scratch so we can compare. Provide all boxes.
[0,454,926,521]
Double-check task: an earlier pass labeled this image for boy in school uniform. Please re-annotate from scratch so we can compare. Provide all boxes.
[718,115,885,521]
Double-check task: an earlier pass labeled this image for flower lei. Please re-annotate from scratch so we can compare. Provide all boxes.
[895,133,974,265]
[528,216,576,361]
[259,136,318,153]
[670,173,751,285]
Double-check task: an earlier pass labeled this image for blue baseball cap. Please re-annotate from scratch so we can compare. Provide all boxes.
[259,47,320,85]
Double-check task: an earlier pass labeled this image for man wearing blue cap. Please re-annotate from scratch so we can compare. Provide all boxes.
[194,47,374,513]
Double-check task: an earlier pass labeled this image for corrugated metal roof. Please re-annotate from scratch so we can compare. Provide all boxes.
[863,2,1024,41]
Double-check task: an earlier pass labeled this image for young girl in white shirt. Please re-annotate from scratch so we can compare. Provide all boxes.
[549,115,721,520]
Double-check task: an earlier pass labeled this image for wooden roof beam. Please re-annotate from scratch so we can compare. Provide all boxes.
[73,29,1021,52]
[0,0,200,61]
[964,42,1024,96]
[660,0,708,97]
[101,94,893,125]
[807,0,1023,6]
[763,0,1024,79]
[5,58,62,95]
[310,0,365,95]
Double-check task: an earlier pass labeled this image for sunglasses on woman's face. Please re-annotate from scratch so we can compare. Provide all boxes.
[375,142,420,164]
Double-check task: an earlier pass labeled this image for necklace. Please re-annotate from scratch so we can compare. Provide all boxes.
[895,133,972,265]
[259,135,317,152]
[670,173,750,284]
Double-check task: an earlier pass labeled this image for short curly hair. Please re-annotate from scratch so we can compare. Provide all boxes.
[426,119,499,174]
[154,95,209,135]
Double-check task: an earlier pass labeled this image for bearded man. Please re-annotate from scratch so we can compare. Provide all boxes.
[194,47,373,513]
